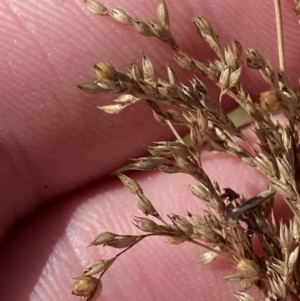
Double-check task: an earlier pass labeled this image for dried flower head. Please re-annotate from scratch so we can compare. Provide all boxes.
[72,0,300,300]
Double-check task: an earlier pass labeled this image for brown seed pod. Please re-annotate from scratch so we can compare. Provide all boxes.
[260,90,282,111]
[72,276,102,301]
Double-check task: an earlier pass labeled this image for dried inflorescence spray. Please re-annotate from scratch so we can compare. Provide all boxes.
[72,1,300,300]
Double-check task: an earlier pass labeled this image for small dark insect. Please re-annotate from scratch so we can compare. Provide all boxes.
[221,187,240,202]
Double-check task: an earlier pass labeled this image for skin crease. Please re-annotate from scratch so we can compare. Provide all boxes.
[0,0,299,300]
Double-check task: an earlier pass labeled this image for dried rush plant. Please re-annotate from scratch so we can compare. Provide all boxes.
[72,0,300,300]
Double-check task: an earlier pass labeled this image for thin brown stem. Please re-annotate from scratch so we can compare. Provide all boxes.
[99,235,146,279]
[165,119,185,144]
[274,0,285,73]
[187,238,236,263]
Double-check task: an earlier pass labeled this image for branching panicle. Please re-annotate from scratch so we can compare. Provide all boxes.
[73,1,300,300]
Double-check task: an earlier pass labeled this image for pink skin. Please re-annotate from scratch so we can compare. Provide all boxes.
[0,0,299,300]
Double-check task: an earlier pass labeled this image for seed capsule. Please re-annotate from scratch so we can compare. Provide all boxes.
[72,276,102,301]
[260,90,282,111]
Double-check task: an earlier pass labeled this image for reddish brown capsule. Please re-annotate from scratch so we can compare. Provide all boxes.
[72,276,102,301]
[260,90,282,111]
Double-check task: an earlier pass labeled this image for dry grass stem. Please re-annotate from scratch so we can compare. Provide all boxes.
[72,0,300,300]
[274,0,285,73]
